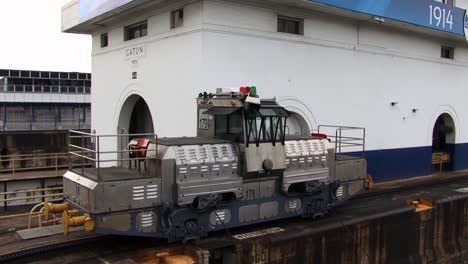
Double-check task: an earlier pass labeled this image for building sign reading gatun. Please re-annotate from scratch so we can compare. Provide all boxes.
[125,45,145,60]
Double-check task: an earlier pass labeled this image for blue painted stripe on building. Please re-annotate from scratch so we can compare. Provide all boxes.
[363,146,432,182]
[362,143,468,182]
[308,0,467,36]
[452,143,468,171]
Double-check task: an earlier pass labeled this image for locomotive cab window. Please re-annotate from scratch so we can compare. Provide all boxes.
[246,107,288,146]
[212,109,243,142]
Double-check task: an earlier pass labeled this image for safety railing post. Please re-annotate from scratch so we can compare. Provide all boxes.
[41,178,45,204]
[55,153,58,176]
[339,128,343,155]
[67,131,71,172]
[81,133,84,177]
[96,135,100,181]
[362,128,366,158]
[11,155,15,178]
[3,182,7,211]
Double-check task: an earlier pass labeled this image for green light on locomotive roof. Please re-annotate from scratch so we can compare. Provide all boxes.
[250,86,257,93]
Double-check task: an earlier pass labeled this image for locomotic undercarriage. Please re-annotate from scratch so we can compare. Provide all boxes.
[52,87,368,241]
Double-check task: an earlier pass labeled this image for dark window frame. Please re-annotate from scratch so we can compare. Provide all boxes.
[100,33,109,48]
[124,21,148,41]
[171,8,184,29]
[277,15,304,35]
[441,46,455,59]
[442,0,455,6]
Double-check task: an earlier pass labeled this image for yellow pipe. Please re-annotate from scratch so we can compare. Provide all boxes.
[27,202,45,229]
[44,199,69,221]
[62,211,95,236]
[38,207,44,227]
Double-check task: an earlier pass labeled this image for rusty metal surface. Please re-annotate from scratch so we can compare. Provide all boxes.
[198,176,468,264]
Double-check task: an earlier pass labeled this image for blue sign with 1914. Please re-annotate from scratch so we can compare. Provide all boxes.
[308,0,468,39]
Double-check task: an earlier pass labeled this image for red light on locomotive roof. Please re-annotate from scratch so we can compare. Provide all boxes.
[240,86,251,93]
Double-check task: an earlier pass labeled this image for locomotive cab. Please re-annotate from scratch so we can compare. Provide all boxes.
[197,89,289,177]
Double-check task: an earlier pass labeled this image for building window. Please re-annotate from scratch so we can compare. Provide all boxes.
[171,9,184,29]
[124,21,148,41]
[441,46,455,59]
[100,33,109,47]
[435,0,455,6]
[277,15,304,35]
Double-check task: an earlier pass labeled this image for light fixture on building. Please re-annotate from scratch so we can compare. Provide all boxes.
[373,16,385,23]
[390,101,398,107]
[412,108,419,113]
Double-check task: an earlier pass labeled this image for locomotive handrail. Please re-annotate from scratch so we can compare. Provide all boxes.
[68,130,158,180]
[69,130,157,138]
[317,125,365,160]
[69,144,97,153]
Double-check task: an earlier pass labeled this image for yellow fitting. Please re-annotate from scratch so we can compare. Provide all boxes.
[68,209,80,217]
[156,254,196,264]
[365,175,374,190]
[44,199,69,221]
[62,211,95,236]
[407,198,433,212]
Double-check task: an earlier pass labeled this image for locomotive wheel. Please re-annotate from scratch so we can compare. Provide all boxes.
[311,199,328,219]
[303,198,330,219]
[192,193,223,213]
[184,219,199,235]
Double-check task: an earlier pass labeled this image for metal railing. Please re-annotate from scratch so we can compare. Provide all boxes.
[0,186,63,219]
[0,119,91,131]
[432,151,450,172]
[0,187,64,229]
[1,84,91,94]
[0,186,63,204]
[318,125,366,160]
[0,152,93,178]
[68,130,158,181]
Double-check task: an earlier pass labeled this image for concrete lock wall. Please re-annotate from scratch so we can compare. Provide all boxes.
[221,198,468,264]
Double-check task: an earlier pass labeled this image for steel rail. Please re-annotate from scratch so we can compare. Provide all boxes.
[352,173,468,200]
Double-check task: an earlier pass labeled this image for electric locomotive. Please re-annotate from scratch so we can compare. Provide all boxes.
[51,87,367,241]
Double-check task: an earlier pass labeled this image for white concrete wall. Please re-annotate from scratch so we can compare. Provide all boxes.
[90,0,204,145]
[456,0,468,9]
[86,0,468,153]
[200,0,468,151]
[61,0,80,32]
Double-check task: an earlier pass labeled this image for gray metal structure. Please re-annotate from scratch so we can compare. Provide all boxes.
[63,89,367,241]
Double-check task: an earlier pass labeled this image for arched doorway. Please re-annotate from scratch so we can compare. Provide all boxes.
[117,95,154,166]
[432,113,455,172]
[118,95,154,135]
[286,111,311,136]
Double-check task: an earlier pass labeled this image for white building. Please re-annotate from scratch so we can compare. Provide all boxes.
[62,0,468,182]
